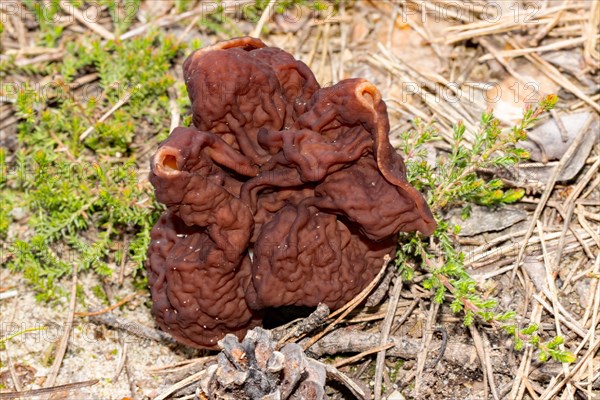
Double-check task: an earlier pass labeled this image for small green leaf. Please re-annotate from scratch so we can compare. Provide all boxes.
[514,339,524,351]
[460,204,472,220]
[521,324,539,335]
[552,350,576,364]
[502,188,525,203]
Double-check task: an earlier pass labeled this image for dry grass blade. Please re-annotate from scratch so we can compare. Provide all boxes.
[584,0,600,67]
[409,0,483,22]
[554,157,600,262]
[371,46,477,142]
[578,254,600,328]
[374,275,403,400]
[337,0,348,79]
[326,256,391,322]
[477,36,592,62]
[119,7,210,40]
[123,337,139,400]
[539,340,600,400]
[482,331,501,400]
[509,302,543,400]
[347,300,414,324]
[58,0,115,40]
[5,350,22,393]
[530,0,570,45]
[154,370,207,400]
[584,259,599,397]
[511,114,596,280]
[3,306,22,393]
[468,227,594,270]
[442,3,587,44]
[252,0,276,38]
[532,294,586,339]
[14,51,65,67]
[477,37,531,86]
[576,206,600,249]
[537,221,574,398]
[469,326,499,400]
[506,37,600,112]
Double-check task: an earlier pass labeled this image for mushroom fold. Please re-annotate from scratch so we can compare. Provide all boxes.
[147,36,436,348]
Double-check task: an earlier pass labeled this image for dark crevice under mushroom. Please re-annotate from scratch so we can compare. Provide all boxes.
[147,36,436,349]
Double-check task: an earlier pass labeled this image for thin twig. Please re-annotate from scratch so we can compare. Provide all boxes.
[323,363,367,399]
[415,301,440,396]
[88,311,177,345]
[79,84,140,141]
[5,349,22,393]
[5,305,22,392]
[584,261,599,396]
[469,325,490,400]
[482,331,501,400]
[332,343,395,369]
[145,356,216,374]
[123,334,139,400]
[74,290,145,317]
[0,380,99,400]
[276,303,330,346]
[111,340,127,383]
[44,262,78,388]
[532,293,586,339]
[578,253,600,328]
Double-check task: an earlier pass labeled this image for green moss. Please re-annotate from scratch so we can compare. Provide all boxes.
[92,284,110,305]
[4,31,182,300]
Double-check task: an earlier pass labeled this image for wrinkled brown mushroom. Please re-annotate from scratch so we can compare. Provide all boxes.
[147,36,436,349]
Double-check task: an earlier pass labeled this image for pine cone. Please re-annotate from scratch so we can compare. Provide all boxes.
[198,327,326,399]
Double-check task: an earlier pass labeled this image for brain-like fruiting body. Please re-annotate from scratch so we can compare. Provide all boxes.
[147,37,436,348]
